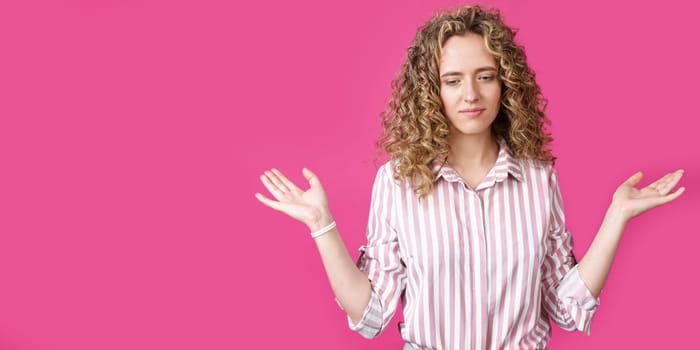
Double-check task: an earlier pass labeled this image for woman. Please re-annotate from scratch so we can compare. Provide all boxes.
[255,5,685,350]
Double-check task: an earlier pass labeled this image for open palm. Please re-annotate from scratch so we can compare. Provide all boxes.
[255,168,331,229]
[613,169,686,220]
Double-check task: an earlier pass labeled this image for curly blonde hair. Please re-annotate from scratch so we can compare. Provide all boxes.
[374,4,555,200]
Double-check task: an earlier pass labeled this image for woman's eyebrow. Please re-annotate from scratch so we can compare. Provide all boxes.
[440,67,498,78]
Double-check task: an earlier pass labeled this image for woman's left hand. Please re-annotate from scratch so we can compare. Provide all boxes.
[612,169,686,221]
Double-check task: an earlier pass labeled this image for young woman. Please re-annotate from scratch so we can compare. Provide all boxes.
[254,5,685,350]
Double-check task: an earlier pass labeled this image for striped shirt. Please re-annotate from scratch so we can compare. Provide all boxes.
[343,137,599,349]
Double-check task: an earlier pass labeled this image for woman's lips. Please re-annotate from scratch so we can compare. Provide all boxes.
[458,108,485,117]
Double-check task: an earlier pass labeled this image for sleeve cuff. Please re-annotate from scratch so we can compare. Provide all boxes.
[346,288,384,339]
[556,265,601,335]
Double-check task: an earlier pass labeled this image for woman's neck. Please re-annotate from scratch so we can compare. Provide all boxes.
[446,132,499,170]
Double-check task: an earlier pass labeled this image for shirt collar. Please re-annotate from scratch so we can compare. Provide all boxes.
[431,137,524,187]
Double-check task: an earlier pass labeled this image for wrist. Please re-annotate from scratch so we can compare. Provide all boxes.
[606,202,630,226]
[310,221,336,239]
[308,211,334,231]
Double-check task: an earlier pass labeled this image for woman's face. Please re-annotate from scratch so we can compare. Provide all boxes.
[439,33,501,139]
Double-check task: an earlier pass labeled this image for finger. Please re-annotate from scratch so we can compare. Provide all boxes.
[645,169,684,195]
[303,167,324,190]
[264,170,291,193]
[671,186,687,200]
[271,168,302,192]
[644,170,679,191]
[260,173,286,201]
[624,171,643,187]
[656,170,685,195]
[254,192,285,211]
[642,174,670,195]
[650,186,686,206]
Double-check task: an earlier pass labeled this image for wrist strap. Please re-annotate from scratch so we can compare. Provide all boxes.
[310,221,336,239]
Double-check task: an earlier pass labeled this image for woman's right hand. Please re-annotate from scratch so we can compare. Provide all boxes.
[255,167,333,231]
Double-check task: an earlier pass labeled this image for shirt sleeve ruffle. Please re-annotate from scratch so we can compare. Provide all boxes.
[554,265,601,335]
[346,287,384,339]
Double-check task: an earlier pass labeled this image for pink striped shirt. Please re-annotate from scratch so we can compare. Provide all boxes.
[344,137,599,349]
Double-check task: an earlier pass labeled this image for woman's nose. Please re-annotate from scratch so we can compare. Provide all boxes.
[463,80,479,102]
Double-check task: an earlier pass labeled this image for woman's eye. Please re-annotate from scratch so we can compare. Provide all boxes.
[445,80,459,85]
[479,76,495,81]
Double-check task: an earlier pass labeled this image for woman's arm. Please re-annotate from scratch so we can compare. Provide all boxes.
[311,220,372,324]
[576,170,686,298]
[255,168,371,323]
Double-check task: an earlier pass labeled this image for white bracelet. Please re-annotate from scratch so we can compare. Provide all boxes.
[310,221,336,239]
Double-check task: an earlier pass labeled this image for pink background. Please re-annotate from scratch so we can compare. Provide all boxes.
[1,0,698,349]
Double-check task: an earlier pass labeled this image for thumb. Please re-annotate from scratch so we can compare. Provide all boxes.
[303,167,323,189]
[624,171,643,187]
